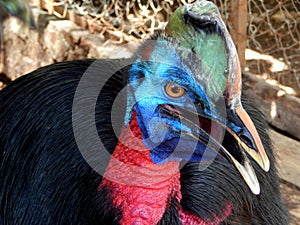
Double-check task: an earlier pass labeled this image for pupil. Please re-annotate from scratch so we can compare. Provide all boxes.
[171,86,180,94]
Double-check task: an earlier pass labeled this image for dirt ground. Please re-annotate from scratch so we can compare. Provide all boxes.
[281,182,300,225]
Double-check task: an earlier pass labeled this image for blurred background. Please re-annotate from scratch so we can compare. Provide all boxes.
[0,0,299,224]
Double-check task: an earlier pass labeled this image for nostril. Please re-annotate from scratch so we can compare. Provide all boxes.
[183,10,220,34]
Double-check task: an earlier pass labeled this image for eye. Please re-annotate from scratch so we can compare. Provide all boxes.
[164,83,186,98]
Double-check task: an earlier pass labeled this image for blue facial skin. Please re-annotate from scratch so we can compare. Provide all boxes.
[126,39,237,164]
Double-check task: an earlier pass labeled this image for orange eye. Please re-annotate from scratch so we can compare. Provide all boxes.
[164,83,186,98]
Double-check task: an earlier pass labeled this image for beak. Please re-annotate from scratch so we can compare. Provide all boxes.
[228,105,270,172]
[160,103,269,195]
[222,105,270,195]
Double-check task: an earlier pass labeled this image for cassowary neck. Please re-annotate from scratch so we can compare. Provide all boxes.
[99,110,231,225]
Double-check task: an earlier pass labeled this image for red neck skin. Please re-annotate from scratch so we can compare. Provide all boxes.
[99,110,231,225]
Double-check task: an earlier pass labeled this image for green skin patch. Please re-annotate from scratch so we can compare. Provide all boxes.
[165,1,229,102]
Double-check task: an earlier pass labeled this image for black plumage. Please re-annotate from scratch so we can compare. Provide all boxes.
[0,58,289,224]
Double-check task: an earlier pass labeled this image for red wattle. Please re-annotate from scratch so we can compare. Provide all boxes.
[99,110,232,225]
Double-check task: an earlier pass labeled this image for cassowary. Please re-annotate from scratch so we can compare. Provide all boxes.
[0,1,289,225]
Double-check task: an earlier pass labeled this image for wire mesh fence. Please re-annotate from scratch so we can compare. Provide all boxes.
[247,0,299,94]
[35,0,300,94]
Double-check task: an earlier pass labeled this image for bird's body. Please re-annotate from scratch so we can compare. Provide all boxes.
[0,1,289,224]
[0,59,289,225]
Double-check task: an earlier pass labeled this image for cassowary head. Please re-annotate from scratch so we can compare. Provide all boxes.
[119,0,269,195]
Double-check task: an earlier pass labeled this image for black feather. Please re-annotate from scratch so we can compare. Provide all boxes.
[158,198,181,225]
[0,58,289,224]
[0,59,128,225]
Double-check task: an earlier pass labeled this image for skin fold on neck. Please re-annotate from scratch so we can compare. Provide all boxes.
[99,110,231,225]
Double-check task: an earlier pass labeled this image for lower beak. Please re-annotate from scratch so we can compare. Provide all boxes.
[220,105,270,194]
